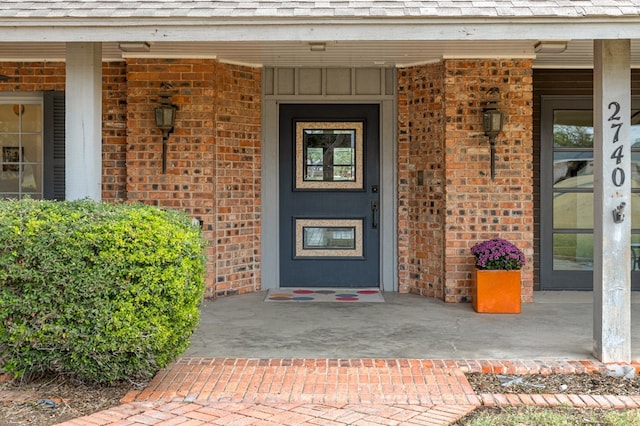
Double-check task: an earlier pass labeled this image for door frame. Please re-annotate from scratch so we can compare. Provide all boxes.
[261,68,397,292]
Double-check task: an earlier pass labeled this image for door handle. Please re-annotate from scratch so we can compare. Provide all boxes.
[371,201,378,229]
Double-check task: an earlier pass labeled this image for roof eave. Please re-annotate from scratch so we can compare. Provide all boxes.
[2,16,640,43]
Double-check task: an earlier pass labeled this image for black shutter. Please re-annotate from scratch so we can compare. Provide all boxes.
[43,91,65,200]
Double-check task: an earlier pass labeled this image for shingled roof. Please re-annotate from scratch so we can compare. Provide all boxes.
[1,0,640,19]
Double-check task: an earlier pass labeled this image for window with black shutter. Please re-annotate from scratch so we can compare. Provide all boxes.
[43,91,65,200]
[0,91,64,200]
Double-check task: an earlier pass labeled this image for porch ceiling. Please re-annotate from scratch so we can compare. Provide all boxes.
[1,39,640,68]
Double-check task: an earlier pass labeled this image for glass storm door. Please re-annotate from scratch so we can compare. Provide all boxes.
[279,104,380,287]
[541,97,640,290]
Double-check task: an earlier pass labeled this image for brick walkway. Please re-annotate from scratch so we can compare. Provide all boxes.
[58,358,640,425]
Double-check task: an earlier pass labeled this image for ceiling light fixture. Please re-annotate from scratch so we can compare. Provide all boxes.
[118,42,151,52]
[309,42,326,52]
[534,40,568,54]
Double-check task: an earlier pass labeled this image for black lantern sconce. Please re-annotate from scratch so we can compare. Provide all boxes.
[482,88,504,180]
[155,82,177,173]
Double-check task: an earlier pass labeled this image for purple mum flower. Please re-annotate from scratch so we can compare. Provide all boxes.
[470,238,525,270]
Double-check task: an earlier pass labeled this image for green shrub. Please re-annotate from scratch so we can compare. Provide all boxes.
[0,199,206,383]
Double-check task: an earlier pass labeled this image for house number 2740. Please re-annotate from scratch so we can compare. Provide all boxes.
[608,101,625,187]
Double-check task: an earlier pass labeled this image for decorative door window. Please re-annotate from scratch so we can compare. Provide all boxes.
[295,122,363,190]
[295,219,363,258]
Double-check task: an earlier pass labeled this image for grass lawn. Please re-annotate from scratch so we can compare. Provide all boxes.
[457,406,640,425]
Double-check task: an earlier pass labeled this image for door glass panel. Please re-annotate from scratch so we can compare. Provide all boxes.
[303,131,355,182]
[553,110,593,148]
[632,194,640,229]
[554,190,640,229]
[553,233,593,271]
[295,219,363,258]
[551,107,640,274]
[632,152,640,189]
[295,121,363,189]
[632,234,640,271]
[553,152,593,189]
[303,227,356,250]
[633,110,640,146]
[553,192,593,229]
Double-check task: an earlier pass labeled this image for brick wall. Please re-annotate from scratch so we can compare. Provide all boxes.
[443,59,534,302]
[397,63,446,298]
[102,62,127,201]
[213,64,262,296]
[398,59,534,303]
[124,59,261,297]
[0,62,66,92]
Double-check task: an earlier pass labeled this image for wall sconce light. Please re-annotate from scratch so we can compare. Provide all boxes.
[155,82,177,174]
[482,88,504,180]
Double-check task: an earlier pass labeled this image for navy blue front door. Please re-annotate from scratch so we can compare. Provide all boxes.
[279,104,380,288]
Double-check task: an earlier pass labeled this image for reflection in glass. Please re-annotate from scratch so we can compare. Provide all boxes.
[303,226,356,250]
[553,193,640,230]
[21,164,41,193]
[553,153,593,188]
[632,152,640,189]
[553,233,593,271]
[553,110,593,148]
[0,104,19,132]
[0,101,43,199]
[0,170,19,193]
[553,151,640,189]
[21,104,42,133]
[632,109,640,147]
[631,195,640,229]
[295,218,363,257]
[550,107,640,275]
[303,129,356,182]
[632,234,640,271]
[553,192,593,229]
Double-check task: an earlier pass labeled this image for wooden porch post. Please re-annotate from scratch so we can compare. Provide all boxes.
[65,42,102,200]
[593,39,631,362]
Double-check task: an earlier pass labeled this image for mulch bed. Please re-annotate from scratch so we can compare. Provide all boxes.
[0,375,133,426]
[466,372,640,395]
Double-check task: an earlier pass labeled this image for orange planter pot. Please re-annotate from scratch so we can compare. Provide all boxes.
[472,269,521,314]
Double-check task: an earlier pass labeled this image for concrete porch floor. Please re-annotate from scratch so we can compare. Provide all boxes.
[62,292,640,425]
[185,291,640,361]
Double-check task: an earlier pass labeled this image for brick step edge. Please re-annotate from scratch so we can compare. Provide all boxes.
[479,392,640,409]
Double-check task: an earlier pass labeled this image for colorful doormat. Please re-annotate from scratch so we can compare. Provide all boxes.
[266,288,384,303]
